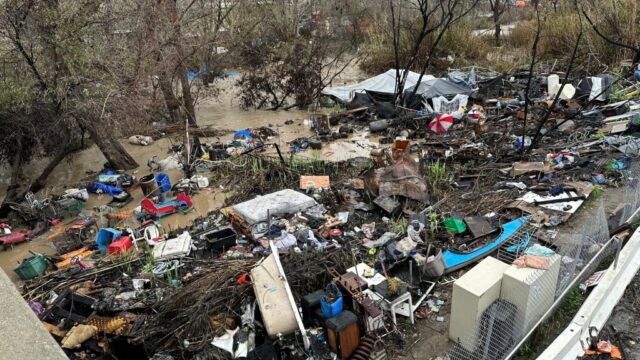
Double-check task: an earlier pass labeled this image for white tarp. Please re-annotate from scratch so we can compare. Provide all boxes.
[322,69,435,102]
[432,94,469,113]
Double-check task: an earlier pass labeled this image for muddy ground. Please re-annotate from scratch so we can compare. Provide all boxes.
[601,272,640,359]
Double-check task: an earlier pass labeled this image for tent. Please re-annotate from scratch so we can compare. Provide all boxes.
[403,78,472,108]
[322,69,435,103]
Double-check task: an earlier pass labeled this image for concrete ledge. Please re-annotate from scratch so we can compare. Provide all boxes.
[0,269,68,360]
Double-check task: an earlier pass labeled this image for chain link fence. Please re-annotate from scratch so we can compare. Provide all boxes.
[445,199,618,360]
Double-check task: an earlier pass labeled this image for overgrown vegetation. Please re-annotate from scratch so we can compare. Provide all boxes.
[359,0,640,76]
[514,288,586,359]
[425,160,450,196]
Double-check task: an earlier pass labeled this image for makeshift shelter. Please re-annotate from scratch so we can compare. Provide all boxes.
[403,78,472,109]
[322,69,435,104]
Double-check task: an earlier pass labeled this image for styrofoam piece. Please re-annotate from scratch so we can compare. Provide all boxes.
[449,256,510,350]
[153,231,192,260]
[232,189,317,225]
[191,175,209,188]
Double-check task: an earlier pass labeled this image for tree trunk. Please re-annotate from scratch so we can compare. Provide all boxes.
[167,0,198,127]
[0,137,24,217]
[178,70,197,127]
[494,22,501,46]
[81,118,138,170]
[0,141,81,217]
[159,75,182,123]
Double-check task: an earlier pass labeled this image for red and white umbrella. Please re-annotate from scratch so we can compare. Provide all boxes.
[429,114,454,134]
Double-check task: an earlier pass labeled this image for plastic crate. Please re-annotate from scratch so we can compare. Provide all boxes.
[14,254,48,280]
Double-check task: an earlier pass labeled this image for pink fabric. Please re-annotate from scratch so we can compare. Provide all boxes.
[513,255,549,270]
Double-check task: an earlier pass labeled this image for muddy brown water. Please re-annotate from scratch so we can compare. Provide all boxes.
[0,70,376,284]
[0,96,315,283]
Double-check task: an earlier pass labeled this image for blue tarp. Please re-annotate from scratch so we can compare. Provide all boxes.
[87,182,124,196]
[234,129,252,140]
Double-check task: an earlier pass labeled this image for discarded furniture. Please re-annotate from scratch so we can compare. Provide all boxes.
[232,189,317,225]
[325,310,360,360]
[153,232,192,260]
[141,198,178,219]
[449,256,510,351]
[129,221,163,247]
[500,254,561,336]
[371,279,415,325]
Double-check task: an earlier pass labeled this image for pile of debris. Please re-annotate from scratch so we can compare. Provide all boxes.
[7,65,640,360]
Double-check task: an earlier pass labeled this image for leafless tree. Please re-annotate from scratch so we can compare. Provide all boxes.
[581,2,640,66]
[489,0,508,46]
[520,0,542,158]
[528,0,584,152]
[388,0,480,105]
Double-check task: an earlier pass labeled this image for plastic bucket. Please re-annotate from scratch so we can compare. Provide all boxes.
[320,284,343,318]
[140,174,159,197]
[155,173,171,193]
[321,295,343,319]
[423,249,446,277]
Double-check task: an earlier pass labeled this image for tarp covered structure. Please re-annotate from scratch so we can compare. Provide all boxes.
[322,69,435,103]
[403,78,473,108]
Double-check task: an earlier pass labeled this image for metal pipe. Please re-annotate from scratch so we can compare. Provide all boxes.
[268,240,310,350]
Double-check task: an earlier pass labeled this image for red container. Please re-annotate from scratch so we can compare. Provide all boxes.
[108,236,133,255]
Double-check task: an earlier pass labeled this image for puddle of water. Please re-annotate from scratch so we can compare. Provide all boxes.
[0,73,376,284]
[0,233,58,284]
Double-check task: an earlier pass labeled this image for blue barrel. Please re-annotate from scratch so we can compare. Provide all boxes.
[155,173,171,193]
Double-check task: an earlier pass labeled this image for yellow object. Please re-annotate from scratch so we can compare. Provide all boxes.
[86,316,128,335]
[61,324,97,349]
[55,248,92,269]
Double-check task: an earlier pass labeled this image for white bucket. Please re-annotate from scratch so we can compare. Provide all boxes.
[551,83,576,100]
[547,74,559,95]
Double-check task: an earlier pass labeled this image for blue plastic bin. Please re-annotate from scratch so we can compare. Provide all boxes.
[96,228,122,252]
[320,284,343,318]
[155,173,171,193]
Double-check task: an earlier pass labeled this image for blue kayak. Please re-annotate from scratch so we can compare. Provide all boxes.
[442,215,530,273]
